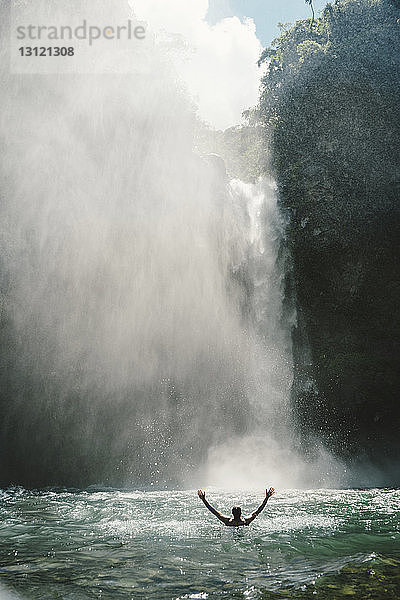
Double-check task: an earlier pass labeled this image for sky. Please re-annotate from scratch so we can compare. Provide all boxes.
[132,0,328,129]
[207,0,328,46]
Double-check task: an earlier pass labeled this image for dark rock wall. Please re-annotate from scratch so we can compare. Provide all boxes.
[265,0,400,474]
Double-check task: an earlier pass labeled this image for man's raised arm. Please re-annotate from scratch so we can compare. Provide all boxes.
[197,490,229,525]
[245,487,275,525]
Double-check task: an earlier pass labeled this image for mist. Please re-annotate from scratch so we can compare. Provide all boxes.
[0,0,344,489]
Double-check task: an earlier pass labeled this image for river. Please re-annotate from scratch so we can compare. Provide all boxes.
[0,487,399,599]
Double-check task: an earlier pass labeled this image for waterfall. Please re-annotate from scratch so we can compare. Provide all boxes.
[201,179,335,489]
[0,0,343,489]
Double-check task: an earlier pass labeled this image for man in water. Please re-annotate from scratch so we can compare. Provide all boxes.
[197,487,275,526]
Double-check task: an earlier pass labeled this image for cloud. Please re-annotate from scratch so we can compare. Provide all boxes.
[132,0,209,35]
[131,0,263,129]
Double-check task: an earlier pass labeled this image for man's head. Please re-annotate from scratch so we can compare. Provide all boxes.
[232,506,242,519]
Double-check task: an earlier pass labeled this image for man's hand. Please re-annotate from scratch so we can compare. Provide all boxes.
[266,487,275,498]
[197,489,206,500]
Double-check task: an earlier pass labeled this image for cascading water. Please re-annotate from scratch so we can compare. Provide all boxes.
[202,178,294,488]
[0,0,341,489]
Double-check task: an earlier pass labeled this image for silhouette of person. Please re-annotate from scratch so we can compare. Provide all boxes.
[197,487,275,526]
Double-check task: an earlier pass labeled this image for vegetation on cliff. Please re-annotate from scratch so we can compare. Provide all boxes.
[256,0,400,474]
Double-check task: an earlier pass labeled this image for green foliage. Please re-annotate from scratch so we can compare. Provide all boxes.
[296,39,326,62]
[258,0,399,126]
[194,120,271,182]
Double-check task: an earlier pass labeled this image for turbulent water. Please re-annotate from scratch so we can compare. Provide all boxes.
[0,487,399,600]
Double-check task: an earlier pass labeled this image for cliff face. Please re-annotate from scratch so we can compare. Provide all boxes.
[259,0,400,475]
